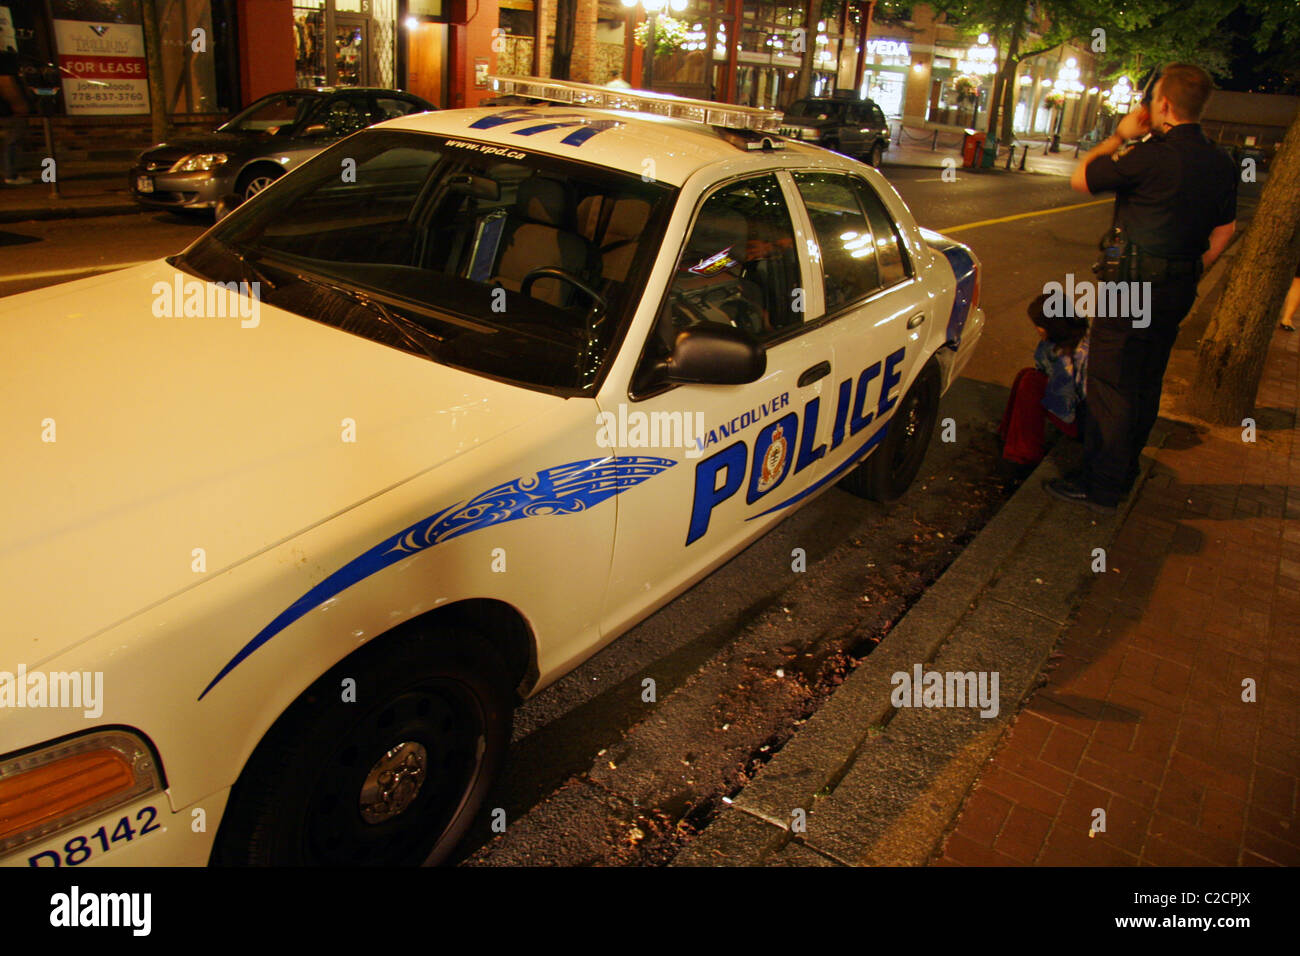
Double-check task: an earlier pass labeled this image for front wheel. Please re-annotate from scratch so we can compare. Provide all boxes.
[869,142,884,168]
[238,167,283,203]
[212,626,513,866]
[840,359,941,502]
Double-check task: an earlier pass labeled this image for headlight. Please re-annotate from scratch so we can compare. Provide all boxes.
[0,729,163,855]
[799,128,820,141]
[172,152,230,172]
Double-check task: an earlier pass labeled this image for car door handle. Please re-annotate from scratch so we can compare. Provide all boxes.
[798,361,831,387]
[907,312,926,329]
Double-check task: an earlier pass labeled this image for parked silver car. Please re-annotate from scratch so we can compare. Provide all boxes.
[128,87,435,214]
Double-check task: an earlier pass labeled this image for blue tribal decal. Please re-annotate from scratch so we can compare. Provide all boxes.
[199,455,675,699]
[467,109,622,146]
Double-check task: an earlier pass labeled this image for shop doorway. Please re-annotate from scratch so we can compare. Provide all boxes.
[406,22,448,108]
[334,16,368,86]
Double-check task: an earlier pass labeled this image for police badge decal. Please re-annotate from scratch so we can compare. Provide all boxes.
[757,423,789,495]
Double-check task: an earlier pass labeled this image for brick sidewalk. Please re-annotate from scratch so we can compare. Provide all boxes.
[936,324,1299,866]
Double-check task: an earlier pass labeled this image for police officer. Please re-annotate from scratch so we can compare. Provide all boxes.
[1046,63,1237,513]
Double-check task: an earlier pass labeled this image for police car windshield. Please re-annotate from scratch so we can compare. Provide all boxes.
[184,130,676,394]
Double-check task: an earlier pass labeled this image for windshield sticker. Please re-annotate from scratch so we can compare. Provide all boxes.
[687,247,736,276]
[443,138,528,160]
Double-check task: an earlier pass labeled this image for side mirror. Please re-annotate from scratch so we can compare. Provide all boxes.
[300,123,330,137]
[662,322,766,386]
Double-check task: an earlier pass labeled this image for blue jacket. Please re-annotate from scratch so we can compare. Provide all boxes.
[1034,337,1088,423]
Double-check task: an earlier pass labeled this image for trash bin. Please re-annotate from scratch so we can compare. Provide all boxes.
[981,133,998,169]
[962,131,985,168]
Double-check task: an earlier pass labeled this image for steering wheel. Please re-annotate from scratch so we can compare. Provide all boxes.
[520,267,607,312]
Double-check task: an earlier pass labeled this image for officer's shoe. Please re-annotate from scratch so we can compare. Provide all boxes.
[1043,477,1117,515]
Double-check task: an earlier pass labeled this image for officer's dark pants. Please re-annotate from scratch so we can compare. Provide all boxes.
[1082,275,1199,506]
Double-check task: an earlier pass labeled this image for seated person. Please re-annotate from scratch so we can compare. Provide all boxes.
[999,292,1089,466]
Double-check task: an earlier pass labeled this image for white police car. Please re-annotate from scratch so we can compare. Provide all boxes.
[0,77,982,866]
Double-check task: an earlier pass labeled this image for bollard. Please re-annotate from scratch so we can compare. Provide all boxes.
[1005,143,1013,170]
[932,129,938,151]
[1019,144,1028,171]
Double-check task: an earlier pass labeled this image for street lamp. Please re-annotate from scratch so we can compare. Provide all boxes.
[1049,56,1083,151]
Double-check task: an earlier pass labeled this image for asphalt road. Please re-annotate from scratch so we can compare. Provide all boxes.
[0,166,1166,864]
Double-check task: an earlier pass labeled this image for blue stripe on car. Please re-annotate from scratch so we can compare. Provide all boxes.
[199,455,676,700]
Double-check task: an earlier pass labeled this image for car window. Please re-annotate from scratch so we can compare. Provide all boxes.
[851,177,912,287]
[222,92,318,133]
[847,105,867,125]
[657,173,802,349]
[182,130,675,394]
[871,104,887,126]
[374,96,423,120]
[318,94,375,135]
[792,171,881,313]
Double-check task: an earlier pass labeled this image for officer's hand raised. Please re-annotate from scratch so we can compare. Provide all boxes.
[1116,106,1151,141]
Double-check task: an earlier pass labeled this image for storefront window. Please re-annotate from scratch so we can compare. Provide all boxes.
[294,1,328,87]
[157,0,224,114]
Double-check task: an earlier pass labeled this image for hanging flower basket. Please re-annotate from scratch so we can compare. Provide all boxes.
[951,74,979,100]
[634,15,689,56]
[1043,91,1067,110]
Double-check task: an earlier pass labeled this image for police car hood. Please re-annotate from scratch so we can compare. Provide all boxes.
[0,261,560,661]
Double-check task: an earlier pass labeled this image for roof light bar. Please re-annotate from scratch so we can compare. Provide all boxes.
[487,75,785,133]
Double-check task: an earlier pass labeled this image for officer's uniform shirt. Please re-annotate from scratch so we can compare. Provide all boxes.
[1085,123,1237,259]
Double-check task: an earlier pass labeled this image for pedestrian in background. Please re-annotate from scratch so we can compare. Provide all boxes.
[1051,63,1237,514]
[0,31,31,186]
[1278,256,1300,332]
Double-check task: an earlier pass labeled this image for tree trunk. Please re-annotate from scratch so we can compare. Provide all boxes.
[986,31,1004,137]
[552,0,575,79]
[996,24,1022,143]
[139,0,168,143]
[1190,109,1300,424]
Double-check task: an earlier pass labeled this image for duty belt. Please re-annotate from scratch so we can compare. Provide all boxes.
[1124,246,1203,282]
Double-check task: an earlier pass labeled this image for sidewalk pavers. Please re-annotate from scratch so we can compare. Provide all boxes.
[936,279,1299,867]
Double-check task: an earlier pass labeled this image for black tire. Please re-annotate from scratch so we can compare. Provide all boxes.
[212,625,514,866]
[840,359,941,502]
[236,165,283,203]
[869,142,884,168]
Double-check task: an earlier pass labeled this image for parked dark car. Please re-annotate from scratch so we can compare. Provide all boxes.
[129,87,435,214]
[779,94,891,167]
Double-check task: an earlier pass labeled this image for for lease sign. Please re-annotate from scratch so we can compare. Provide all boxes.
[52,0,150,115]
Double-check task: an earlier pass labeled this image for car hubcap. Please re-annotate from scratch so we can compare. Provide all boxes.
[359,741,428,823]
[245,176,274,198]
[304,683,485,864]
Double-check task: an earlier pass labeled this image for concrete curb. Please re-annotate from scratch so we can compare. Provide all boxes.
[672,432,1164,866]
[0,201,141,224]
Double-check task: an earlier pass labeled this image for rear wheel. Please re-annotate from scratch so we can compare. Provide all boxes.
[840,359,941,502]
[212,625,513,866]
